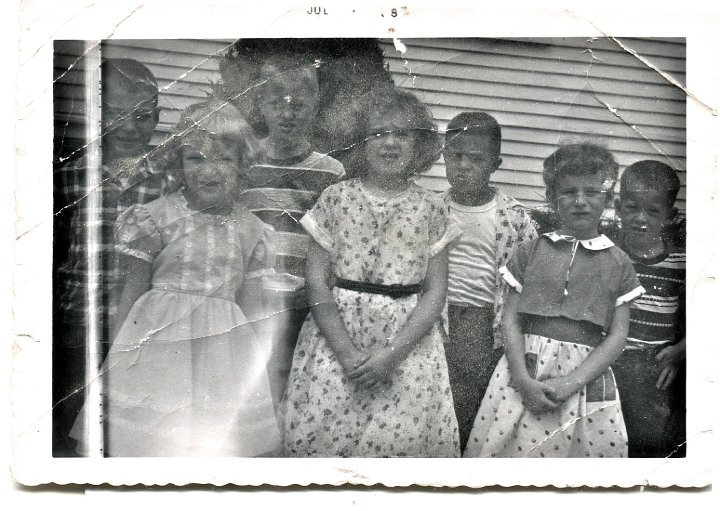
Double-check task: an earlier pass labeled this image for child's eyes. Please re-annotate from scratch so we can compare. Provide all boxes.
[622,204,662,217]
[446,153,494,165]
[367,129,412,139]
[557,189,605,201]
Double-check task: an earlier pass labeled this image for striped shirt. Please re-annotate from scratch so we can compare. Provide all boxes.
[620,245,685,350]
[238,150,345,293]
[55,154,174,327]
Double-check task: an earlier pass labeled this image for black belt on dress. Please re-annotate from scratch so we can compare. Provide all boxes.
[334,277,422,298]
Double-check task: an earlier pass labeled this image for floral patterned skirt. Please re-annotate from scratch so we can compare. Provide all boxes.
[281,288,460,457]
[464,334,628,458]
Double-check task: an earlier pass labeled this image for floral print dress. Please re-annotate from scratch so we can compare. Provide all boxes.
[281,179,462,457]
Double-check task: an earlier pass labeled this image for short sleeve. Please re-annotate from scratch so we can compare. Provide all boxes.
[500,237,538,293]
[428,195,462,258]
[614,255,645,306]
[114,204,162,263]
[300,186,336,254]
[518,208,538,243]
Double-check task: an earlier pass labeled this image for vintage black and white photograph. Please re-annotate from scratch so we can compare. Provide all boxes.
[9,0,717,490]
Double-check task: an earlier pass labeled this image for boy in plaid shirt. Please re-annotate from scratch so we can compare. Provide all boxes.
[53,58,173,456]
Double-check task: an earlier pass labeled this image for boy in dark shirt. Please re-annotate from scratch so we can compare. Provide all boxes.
[613,160,686,457]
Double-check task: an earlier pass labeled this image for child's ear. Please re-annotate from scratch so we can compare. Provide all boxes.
[491,156,502,173]
[153,107,160,127]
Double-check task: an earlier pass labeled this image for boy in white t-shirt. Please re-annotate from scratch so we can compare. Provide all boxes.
[442,112,537,452]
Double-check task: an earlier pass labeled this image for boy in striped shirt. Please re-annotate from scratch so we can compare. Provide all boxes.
[613,160,686,457]
[238,57,345,407]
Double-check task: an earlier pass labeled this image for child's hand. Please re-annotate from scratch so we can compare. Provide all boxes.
[656,343,685,390]
[337,349,370,377]
[542,375,580,405]
[516,378,559,416]
[347,347,397,391]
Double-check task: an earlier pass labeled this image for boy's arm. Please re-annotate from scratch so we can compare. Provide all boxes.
[237,236,274,335]
[656,337,686,390]
[237,277,265,333]
[655,275,687,389]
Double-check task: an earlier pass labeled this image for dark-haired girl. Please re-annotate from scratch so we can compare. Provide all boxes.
[465,143,644,458]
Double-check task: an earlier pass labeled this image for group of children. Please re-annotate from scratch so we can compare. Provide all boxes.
[54,55,686,458]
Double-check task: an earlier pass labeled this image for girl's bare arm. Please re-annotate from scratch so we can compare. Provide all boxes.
[305,239,368,373]
[501,289,558,413]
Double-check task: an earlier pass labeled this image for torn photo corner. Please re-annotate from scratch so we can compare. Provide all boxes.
[11,0,717,488]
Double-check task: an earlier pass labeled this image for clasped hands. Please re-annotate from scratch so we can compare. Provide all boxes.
[338,346,399,392]
[515,375,580,416]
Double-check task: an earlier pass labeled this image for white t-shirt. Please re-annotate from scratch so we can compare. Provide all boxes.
[446,197,497,307]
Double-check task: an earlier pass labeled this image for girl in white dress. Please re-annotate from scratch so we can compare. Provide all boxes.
[102,100,280,456]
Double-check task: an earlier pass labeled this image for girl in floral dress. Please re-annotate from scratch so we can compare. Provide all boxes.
[281,88,461,457]
[464,143,645,458]
[99,100,280,457]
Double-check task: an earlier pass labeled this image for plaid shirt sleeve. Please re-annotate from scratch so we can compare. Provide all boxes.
[492,192,537,348]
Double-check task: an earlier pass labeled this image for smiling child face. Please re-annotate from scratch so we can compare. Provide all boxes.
[181,136,240,210]
[365,109,416,180]
[102,80,158,160]
[619,190,674,244]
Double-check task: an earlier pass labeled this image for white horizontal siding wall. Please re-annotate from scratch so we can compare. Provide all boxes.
[54,38,686,210]
[379,38,686,211]
[54,39,233,159]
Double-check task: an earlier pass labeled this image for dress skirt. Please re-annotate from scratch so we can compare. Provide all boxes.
[104,289,281,457]
[464,334,628,458]
[281,287,460,457]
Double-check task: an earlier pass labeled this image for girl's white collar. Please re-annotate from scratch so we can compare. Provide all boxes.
[543,231,614,251]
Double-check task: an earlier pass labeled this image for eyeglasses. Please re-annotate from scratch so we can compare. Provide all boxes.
[556,189,607,202]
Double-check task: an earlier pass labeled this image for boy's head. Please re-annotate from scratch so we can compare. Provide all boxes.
[101,59,159,160]
[543,142,619,207]
[257,56,319,146]
[619,160,680,241]
[443,112,502,196]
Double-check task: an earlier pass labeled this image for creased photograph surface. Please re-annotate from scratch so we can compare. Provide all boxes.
[10,1,716,489]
